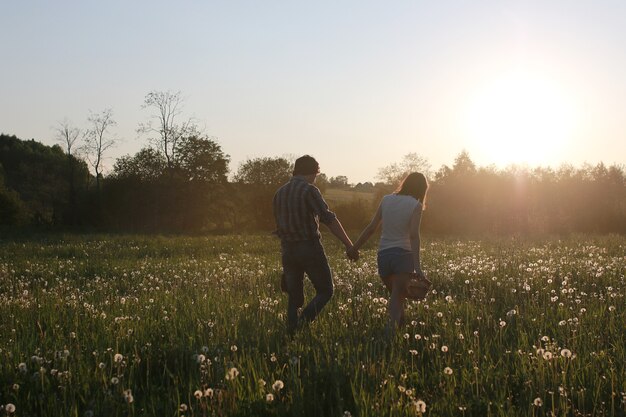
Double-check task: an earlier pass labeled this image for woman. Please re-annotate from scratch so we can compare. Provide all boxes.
[348,172,428,331]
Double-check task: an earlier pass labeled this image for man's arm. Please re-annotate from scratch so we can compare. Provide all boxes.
[326,217,353,249]
[348,202,382,257]
[305,186,355,253]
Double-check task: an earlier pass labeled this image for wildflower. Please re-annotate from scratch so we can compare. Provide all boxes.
[196,354,206,364]
[258,378,267,387]
[230,345,238,352]
[414,400,427,413]
[398,385,406,393]
[609,306,616,312]
[226,367,239,380]
[123,389,134,403]
[272,380,284,391]
[12,383,19,391]
[111,377,120,385]
[204,388,214,398]
[194,390,203,399]
[533,397,543,406]
[344,411,352,417]
[5,403,16,414]
[114,353,124,363]
[18,362,27,373]
[179,403,188,412]
[266,393,274,402]
[441,345,449,353]
[443,367,453,375]
[415,334,422,340]
[409,349,418,356]
[542,351,553,360]
[560,348,572,358]
[499,320,507,328]
[437,312,443,318]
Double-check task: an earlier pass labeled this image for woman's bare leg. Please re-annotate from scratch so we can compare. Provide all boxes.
[387,273,411,331]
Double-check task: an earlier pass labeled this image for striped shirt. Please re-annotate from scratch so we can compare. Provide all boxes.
[273,176,337,241]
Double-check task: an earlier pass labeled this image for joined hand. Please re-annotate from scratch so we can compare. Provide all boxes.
[346,246,359,261]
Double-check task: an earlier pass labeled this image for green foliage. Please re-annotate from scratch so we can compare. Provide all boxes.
[0,134,90,226]
[0,235,624,416]
[112,147,166,181]
[234,157,292,187]
[175,135,229,183]
[0,167,27,226]
[233,157,294,230]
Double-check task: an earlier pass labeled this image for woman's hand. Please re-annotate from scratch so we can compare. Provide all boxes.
[346,246,359,261]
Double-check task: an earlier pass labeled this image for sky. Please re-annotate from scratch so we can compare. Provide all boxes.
[1,1,625,183]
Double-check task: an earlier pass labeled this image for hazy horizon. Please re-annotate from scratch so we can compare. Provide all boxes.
[2,1,625,183]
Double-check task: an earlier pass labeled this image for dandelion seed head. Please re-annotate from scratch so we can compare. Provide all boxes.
[226,367,239,380]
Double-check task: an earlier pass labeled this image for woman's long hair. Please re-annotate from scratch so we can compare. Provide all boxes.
[395,172,428,207]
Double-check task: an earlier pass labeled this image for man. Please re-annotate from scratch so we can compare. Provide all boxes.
[273,155,357,333]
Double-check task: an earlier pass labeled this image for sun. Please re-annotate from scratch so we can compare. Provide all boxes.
[463,70,577,166]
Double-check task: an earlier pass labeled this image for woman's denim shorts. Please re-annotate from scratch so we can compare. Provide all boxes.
[377,247,415,278]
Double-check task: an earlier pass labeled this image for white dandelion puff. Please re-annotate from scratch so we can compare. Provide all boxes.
[272,380,284,391]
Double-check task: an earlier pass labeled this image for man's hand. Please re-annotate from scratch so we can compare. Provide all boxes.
[346,246,359,261]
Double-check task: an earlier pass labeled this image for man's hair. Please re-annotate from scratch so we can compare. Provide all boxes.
[293,155,320,176]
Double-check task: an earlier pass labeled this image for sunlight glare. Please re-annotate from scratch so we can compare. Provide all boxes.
[463,71,577,166]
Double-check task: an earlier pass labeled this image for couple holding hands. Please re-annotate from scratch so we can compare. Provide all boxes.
[273,155,430,334]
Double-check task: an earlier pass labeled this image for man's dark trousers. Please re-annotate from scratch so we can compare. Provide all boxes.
[281,239,333,332]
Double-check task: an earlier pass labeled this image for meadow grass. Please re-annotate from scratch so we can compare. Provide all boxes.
[0,234,624,416]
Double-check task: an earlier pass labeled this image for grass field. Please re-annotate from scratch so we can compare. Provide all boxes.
[323,188,376,205]
[0,234,624,416]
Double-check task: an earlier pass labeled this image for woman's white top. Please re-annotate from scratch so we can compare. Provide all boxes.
[378,194,422,252]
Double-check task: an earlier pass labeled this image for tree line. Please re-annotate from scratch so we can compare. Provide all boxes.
[1,91,625,235]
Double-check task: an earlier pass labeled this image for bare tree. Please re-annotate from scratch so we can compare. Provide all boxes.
[54,119,83,217]
[84,109,117,191]
[54,118,81,156]
[376,152,432,185]
[138,91,197,173]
